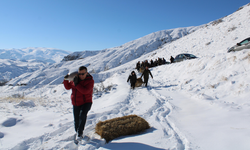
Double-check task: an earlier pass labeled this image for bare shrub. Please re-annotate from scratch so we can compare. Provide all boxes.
[221,76,228,81]
[93,82,116,97]
[236,6,244,11]
[11,93,24,99]
[228,26,237,32]
[242,52,250,63]
[95,115,150,143]
[0,80,8,86]
[205,42,211,46]
[210,83,219,88]
[212,18,223,26]
[104,65,109,71]
[210,85,216,88]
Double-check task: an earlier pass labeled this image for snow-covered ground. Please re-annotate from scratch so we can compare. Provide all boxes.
[0,3,250,150]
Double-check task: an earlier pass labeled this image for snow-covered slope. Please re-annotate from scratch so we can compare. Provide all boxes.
[6,26,199,86]
[0,47,71,82]
[62,27,198,72]
[0,47,70,63]
[0,3,250,150]
[0,59,50,82]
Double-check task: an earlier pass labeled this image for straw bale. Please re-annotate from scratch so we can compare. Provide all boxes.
[95,115,150,142]
[139,67,145,73]
[135,78,144,87]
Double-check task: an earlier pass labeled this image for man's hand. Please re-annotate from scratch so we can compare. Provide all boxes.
[73,76,79,86]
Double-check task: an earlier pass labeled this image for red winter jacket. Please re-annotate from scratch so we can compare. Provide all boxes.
[63,74,94,106]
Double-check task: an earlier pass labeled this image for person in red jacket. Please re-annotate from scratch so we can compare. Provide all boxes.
[63,66,94,142]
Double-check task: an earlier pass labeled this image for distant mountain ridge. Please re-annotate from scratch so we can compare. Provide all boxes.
[0,47,71,63]
[0,47,71,82]
[0,59,50,81]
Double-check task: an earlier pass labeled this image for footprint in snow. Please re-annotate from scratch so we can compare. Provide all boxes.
[0,132,4,138]
[2,118,20,127]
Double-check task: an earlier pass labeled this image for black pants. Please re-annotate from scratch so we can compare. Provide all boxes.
[144,77,149,87]
[73,103,92,136]
[131,82,136,89]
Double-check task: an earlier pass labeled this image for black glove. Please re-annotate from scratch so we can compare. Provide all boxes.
[64,74,69,78]
[73,76,79,86]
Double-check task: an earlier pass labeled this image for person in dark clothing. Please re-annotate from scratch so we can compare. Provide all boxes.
[150,59,154,67]
[145,60,150,68]
[170,56,174,63]
[158,57,163,65]
[136,61,141,72]
[154,59,158,66]
[141,66,153,87]
[127,71,137,89]
[63,66,94,142]
[162,57,166,64]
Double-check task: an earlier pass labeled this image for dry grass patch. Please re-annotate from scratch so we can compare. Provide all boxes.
[242,52,250,63]
[95,115,150,143]
[221,76,228,81]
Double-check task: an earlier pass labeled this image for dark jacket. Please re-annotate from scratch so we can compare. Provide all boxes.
[127,71,137,83]
[170,56,174,63]
[63,74,94,106]
[136,62,141,70]
[141,69,153,79]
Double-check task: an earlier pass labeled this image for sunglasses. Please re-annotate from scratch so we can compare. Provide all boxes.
[78,73,86,76]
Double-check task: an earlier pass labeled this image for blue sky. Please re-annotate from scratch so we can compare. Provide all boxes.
[0,0,249,52]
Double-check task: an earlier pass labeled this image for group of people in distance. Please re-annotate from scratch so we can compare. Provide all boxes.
[127,56,175,89]
[127,66,153,89]
[136,57,166,72]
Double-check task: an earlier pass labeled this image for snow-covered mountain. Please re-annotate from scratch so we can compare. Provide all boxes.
[5,27,199,87]
[0,47,70,63]
[0,59,50,82]
[0,3,250,150]
[0,47,71,82]
[62,26,198,72]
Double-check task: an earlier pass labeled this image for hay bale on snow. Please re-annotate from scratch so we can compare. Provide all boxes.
[139,67,145,73]
[135,78,144,87]
[95,115,150,143]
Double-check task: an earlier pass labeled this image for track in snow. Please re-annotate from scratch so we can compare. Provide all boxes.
[9,85,192,150]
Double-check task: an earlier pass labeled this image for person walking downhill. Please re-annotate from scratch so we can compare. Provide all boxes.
[141,66,153,87]
[63,66,94,143]
[127,71,137,89]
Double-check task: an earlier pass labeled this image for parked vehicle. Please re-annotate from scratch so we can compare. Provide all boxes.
[173,53,197,63]
[228,37,250,52]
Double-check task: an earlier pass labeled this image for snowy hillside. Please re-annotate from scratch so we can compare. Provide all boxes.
[0,47,71,82]
[0,3,250,150]
[0,47,70,63]
[0,59,50,82]
[61,27,198,72]
[5,27,199,87]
